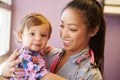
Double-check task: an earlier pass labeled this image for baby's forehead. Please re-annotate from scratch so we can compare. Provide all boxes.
[26,25,49,34]
[26,23,50,30]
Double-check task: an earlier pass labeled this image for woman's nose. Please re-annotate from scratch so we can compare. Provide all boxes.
[62,28,69,38]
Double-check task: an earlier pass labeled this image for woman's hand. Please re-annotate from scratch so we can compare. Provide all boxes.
[1,49,24,78]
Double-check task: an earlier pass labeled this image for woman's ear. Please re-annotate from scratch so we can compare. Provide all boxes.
[89,26,99,37]
[18,32,23,43]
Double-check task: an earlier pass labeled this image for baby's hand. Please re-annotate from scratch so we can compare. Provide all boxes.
[42,45,53,54]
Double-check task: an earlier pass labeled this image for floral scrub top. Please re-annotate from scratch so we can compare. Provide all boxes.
[10,47,49,80]
[47,47,102,80]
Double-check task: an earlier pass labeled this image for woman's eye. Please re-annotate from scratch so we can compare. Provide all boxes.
[70,29,77,32]
[60,25,64,28]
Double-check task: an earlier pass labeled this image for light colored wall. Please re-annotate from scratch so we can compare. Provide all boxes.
[104,14,120,80]
[10,0,120,80]
[10,0,71,50]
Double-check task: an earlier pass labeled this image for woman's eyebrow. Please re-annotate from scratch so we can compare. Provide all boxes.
[60,19,78,26]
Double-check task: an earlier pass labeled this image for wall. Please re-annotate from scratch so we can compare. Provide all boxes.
[10,0,72,50]
[104,14,120,80]
[10,0,120,80]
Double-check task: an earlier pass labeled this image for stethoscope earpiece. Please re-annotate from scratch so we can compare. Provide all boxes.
[75,49,95,65]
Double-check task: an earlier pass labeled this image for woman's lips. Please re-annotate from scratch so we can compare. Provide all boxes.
[63,40,72,46]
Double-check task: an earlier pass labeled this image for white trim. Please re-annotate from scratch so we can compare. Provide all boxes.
[0,0,12,56]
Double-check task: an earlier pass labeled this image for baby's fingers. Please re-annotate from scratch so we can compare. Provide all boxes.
[8,49,20,61]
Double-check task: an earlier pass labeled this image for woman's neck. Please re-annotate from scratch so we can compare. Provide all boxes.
[64,46,89,57]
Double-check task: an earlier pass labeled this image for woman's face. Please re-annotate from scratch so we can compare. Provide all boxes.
[59,8,92,54]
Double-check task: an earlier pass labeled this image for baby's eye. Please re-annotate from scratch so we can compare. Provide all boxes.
[41,34,47,37]
[30,32,35,36]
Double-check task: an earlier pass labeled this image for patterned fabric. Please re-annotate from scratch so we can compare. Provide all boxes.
[10,47,49,80]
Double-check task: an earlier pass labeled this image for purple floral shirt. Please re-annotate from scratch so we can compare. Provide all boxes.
[10,47,49,80]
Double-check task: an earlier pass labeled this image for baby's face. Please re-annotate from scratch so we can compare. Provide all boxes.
[21,24,50,52]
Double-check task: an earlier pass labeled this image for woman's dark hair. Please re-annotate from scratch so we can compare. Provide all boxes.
[62,0,106,74]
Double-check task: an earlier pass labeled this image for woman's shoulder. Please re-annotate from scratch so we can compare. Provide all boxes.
[77,61,102,80]
[48,47,63,56]
[42,46,63,56]
[83,68,102,80]
[89,68,103,80]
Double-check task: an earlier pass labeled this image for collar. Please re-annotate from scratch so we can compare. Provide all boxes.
[68,47,90,64]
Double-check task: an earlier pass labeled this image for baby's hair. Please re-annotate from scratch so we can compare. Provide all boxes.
[19,13,52,38]
[17,13,52,43]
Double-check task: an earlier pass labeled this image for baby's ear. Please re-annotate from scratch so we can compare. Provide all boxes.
[89,26,99,37]
[18,32,23,43]
[18,32,22,38]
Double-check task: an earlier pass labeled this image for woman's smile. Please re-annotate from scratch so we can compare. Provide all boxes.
[63,40,73,46]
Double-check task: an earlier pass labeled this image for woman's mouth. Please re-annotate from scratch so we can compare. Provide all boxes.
[63,40,72,46]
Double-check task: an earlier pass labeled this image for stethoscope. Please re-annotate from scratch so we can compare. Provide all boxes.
[50,49,95,73]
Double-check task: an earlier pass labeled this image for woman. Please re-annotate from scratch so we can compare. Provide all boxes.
[0,0,105,80]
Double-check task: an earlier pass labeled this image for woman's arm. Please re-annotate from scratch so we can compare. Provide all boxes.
[0,48,66,80]
[41,72,66,80]
[41,72,83,80]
